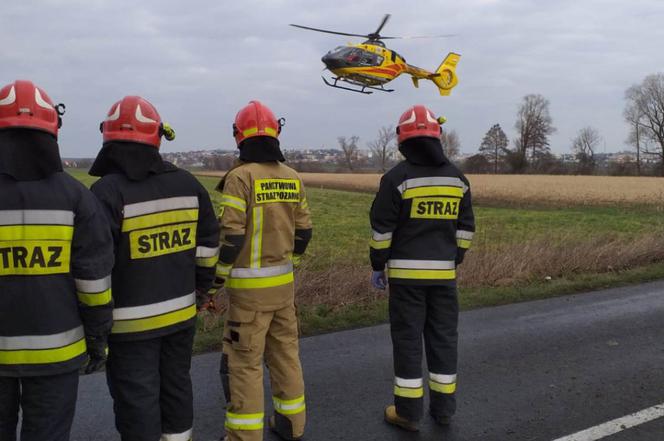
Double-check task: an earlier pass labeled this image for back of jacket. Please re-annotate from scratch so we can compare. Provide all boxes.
[370,160,475,286]
[217,162,312,311]
[91,167,219,341]
[0,172,114,377]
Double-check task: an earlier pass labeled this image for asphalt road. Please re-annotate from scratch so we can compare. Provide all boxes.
[71,281,664,441]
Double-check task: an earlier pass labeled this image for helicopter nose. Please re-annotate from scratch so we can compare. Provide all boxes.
[321,54,343,70]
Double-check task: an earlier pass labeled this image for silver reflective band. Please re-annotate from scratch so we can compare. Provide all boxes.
[123,197,199,218]
[274,400,305,412]
[75,275,111,293]
[160,428,193,441]
[113,292,195,321]
[395,377,423,388]
[388,259,455,270]
[0,326,84,351]
[231,263,293,279]
[196,246,219,258]
[456,230,474,240]
[397,177,468,194]
[0,209,74,226]
[430,373,457,384]
[225,415,264,426]
[372,230,393,241]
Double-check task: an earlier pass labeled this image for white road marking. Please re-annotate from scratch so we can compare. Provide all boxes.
[552,403,664,441]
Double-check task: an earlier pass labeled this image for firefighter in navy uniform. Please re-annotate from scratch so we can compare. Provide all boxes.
[369,105,475,431]
[89,96,220,441]
[0,80,114,441]
[215,101,312,441]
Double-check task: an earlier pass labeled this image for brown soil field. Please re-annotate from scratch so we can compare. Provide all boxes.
[197,172,664,207]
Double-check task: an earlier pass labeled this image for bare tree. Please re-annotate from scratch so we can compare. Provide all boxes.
[512,94,556,173]
[337,136,359,171]
[368,126,396,172]
[623,99,643,175]
[440,129,461,160]
[571,126,601,174]
[478,124,509,173]
[625,74,664,175]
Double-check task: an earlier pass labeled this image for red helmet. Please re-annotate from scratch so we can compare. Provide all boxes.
[100,96,170,148]
[396,105,443,144]
[233,100,282,146]
[0,80,61,137]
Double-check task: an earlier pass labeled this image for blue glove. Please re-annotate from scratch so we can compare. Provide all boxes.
[371,270,387,290]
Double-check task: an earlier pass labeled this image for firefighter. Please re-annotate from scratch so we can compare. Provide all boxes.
[89,96,220,441]
[0,80,114,441]
[369,105,475,431]
[215,101,312,441]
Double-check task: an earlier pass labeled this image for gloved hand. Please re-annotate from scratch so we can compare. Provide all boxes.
[292,254,303,268]
[196,288,217,312]
[455,248,466,266]
[371,270,387,290]
[83,335,107,375]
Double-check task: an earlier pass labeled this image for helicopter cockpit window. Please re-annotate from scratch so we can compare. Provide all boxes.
[332,47,383,66]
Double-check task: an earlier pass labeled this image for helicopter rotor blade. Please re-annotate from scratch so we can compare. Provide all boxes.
[380,34,458,40]
[373,14,391,37]
[289,24,369,38]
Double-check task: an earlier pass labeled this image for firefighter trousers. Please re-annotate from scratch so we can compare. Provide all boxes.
[221,303,306,441]
[106,326,196,441]
[0,370,78,441]
[389,284,459,422]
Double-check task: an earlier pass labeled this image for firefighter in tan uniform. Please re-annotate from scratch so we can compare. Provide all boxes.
[212,101,312,441]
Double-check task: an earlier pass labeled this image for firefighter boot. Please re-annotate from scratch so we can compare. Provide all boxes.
[384,405,419,432]
[269,415,303,441]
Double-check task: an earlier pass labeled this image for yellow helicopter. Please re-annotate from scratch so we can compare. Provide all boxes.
[290,14,461,95]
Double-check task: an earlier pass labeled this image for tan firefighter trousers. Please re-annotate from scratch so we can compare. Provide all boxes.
[222,303,306,441]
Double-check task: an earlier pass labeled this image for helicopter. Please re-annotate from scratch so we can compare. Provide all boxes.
[290,14,461,95]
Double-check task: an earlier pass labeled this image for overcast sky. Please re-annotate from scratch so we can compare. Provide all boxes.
[2,0,663,157]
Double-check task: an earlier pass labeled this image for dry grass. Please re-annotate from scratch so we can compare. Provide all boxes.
[197,171,664,208]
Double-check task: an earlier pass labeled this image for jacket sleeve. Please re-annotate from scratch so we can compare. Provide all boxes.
[369,174,402,271]
[194,180,220,292]
[294,179,313,258]
[216,171,249,279]
[72,185,115,339]
[455,174,475,265]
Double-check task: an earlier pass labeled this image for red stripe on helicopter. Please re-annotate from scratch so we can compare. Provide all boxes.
[365,67,400,76]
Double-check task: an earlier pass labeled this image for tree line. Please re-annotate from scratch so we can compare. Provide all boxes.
[332,72,664,176]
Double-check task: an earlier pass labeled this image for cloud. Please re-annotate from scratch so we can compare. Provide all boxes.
[0,0,663,156]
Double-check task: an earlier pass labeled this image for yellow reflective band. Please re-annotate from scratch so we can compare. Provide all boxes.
[457,239,471,249]
[216,262,232,278]
[387,268,456,280]
[220,194,247,212]
[77,288,112,306]
[122,209,199,232]
[300,198,309,210]
[369,238,391,250]
[429,380,456,394]
[264,127,277,136]
[241,127,259,137]
[111,304,196,334]
[0,240,71,276]
[225,412,265,431]
[128,223,197,260]
[0,225,74,241]
[273,395,306,416]
[226,271,294,289]
[0,338,86,365]
[196,255,219,268]
[254,179,301,204]
[250,207,263,269]
[402,186,464,200]
[394,385,424,398]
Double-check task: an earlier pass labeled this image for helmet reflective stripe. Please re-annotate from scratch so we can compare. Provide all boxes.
[426,109,438,124]
[399,110,416,125]
[0,86,16,106]
[106,104,121,121]
[34,88,53,109]
[135,104,157,123]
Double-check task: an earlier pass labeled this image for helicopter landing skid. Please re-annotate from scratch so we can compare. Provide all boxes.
[322,76,394,94]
